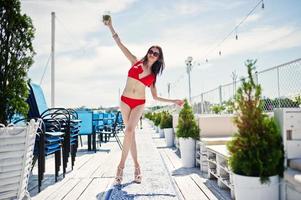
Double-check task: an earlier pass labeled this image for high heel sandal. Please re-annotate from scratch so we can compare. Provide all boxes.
[114,167,124,185]
[134,166,142,184]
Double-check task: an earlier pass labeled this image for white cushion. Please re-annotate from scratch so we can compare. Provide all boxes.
[290,159,301,171]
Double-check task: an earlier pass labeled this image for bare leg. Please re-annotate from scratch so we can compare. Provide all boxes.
[130,133,139,167]
[118,103,144,168]
[120,102,140,170]
[130,132,142,183]
[118,101,130,169]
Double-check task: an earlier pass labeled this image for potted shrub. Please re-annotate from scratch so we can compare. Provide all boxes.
[154,112,163,136]
[144,112,153,126]
[150,112,155,128]
[210,104,225,114]
[176,99,200,167]
[160,111,173,147]
[0,1,39,199]
[224,99,235,114]
[227,60,284,200]
[294,94,301,107]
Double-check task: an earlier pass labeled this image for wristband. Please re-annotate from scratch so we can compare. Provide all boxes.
[112,33,118,38]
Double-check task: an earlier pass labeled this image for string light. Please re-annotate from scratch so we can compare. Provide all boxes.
[235,28,238,40]
[203,0,264,62]
[170,0,265,90]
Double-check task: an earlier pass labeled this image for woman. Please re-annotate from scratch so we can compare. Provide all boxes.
[103,17,184,185]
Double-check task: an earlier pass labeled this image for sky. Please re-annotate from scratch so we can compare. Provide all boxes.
[21,0,301,108]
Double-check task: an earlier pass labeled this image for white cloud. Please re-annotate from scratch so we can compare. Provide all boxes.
[172,0,245,15]
[173,2,207,15]
[212,25,301,59]
[22,0,137,55]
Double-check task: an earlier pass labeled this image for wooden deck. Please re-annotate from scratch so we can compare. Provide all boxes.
[153,133,232,200]
[28,121,232,200]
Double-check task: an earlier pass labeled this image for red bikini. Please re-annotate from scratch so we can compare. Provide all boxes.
[121,61,156,109]
[127,60,155,87]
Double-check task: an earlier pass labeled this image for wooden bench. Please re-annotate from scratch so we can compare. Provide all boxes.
[206,145,234,199]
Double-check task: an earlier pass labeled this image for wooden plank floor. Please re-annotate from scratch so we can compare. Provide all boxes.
[28,121,232,200]
[29,137,117,200]
[151,123,232,200]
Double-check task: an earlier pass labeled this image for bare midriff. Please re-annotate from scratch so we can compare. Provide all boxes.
[122,77,146,99]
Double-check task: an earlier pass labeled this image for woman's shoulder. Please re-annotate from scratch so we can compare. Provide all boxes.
[131,59,143,67]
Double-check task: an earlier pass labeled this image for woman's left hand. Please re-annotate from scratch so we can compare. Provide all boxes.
[174,99,184,107]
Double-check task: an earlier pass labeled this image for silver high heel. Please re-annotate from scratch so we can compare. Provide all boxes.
[114,166,124,185]
[134,166,142,183]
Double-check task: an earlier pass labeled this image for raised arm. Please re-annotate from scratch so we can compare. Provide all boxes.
[150,84,184,106]
[104,18,137,65]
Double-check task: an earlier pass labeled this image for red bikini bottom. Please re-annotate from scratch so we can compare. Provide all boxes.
[121,95,145,109]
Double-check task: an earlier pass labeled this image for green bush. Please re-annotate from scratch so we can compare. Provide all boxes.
[294,95,301,106]
[224,99,235,114]
[144,112,152,120]
[227,60,284,184]
[210,104,225,114]
[160,111,173,129]
[149,112,154,122]
[154,112,162,126]
[176,99,200,139]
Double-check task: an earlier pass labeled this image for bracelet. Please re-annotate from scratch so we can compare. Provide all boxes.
[112,33,118,38]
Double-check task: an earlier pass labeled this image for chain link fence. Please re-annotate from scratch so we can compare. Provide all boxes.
[191,58,301,114]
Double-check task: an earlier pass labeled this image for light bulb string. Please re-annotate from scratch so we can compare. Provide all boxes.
[169,0,265,92]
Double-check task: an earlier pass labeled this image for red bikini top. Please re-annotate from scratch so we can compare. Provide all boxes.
[128,61,155,87]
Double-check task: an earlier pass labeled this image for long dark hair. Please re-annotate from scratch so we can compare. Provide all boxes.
[141,45,165,85]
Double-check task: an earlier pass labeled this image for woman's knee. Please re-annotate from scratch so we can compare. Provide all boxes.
[125,126,135,134]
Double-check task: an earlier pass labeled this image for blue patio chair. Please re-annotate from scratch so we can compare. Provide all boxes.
[98,111,123,149]
[27,83,81,178]
[25,92,65,192]
[77,110,96,152]
[116,112,125,132]
[97,112,114,142]
[93,111,109,144]
[93,111,104,132]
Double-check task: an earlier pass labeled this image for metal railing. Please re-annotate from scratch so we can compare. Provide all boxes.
[190,58,301,114]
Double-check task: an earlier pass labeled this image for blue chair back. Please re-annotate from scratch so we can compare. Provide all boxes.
[117,113,123,123]
[77,110,93,135]
[110,113,116,119]
[107,119,113,125]
[103,113,109,118]
[30,83,49,115]
[93,111,103,125]
[92,111,104,131]
[103,113,109,125]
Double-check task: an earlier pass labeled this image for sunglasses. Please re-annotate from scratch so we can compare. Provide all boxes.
[148,49,160,58]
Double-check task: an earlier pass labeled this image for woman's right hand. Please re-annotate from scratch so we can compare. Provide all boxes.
[174,99,184,107]
[103,17,112,27]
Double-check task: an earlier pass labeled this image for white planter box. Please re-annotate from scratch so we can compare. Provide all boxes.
[0,119,39,200]
[179,137,195,168]
[172,114,179,130]
[198,114,237,137]
[159,128,164,138]
[173,128,179,148]
[274,108,301,162]
[233,173,279,200]
[164,128,174,147]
